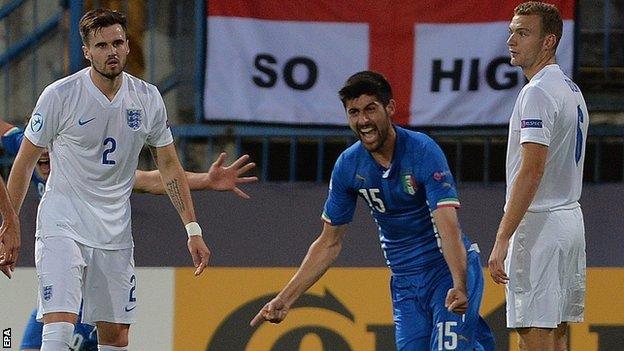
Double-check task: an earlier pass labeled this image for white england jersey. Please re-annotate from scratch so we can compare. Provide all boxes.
[25,68,173,249]
[506,64,589,212]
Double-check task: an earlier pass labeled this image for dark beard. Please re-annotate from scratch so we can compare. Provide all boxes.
[93,62,125,80]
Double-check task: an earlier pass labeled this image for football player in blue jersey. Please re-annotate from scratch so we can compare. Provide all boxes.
[0,116,257,351]
[251,71,494,350]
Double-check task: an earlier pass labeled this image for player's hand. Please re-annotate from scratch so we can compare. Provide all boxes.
[488,239,510,284]
[0,243,13,279]
[445,287,468,314]
[206,153,257,199]
[0,213,20,270]
[187,236,210,276]
[250,296,290,327]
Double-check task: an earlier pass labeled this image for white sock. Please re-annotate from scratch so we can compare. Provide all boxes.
[98,345,128,350]
[41,322,74,351]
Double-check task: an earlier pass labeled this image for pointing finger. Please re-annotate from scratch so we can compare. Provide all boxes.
[250,310,266,327]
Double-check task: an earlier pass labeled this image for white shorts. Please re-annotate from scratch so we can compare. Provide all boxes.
[35,236,137,325]
[504,207,586,328]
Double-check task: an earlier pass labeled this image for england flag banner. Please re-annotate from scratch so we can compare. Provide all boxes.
[204,0,575,126]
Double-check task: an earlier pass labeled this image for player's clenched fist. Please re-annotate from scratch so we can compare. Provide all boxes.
[250,296,290,327]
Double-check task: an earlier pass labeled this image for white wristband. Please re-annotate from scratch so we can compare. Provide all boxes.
[185,222,202,238]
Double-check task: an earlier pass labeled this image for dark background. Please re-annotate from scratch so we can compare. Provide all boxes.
[16,182,624,268]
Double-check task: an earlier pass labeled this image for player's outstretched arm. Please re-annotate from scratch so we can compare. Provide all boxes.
[1,139,42,271]
[133,153,257,197]
[488,142,547,285]
[153,143,210,276]
[433,206,468,315]
[250,223,347,327]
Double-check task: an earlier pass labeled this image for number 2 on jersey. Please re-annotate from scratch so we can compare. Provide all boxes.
[102,137,117,165]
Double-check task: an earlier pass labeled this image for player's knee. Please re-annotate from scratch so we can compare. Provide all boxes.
[42,312,79,325]
[96,334,129,347]
[41,321,74,349]
[96,322,129,347]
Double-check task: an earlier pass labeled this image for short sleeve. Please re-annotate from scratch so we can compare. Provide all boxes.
[24,87,62,147]
[321,153,357,225]
[146,86,174,147]
[417,138,460,211]
[519,86,556,147]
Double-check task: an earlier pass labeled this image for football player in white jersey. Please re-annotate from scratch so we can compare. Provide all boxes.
[3,8,211,350]
[488,2,588,351]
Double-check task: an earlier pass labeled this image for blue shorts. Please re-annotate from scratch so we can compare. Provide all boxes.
[20,308,98,350]
[391,250,495,351]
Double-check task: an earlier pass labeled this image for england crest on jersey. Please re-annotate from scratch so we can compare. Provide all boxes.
[43,285,53,301]
[127,109,142,130]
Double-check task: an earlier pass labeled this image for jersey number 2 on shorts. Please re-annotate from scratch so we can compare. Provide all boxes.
[102,137,117,165]
[129,275,136,303]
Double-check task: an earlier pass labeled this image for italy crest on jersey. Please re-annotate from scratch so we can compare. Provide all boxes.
[126,109,142,130]
[402,174,417,195]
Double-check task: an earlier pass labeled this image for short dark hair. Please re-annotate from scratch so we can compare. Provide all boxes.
[338,71,393,107]
[79,8,127,45]
[514,1,563,50]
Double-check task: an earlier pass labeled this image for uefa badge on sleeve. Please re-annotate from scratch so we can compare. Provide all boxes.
[30,113,43,133]
[126,109,142,131]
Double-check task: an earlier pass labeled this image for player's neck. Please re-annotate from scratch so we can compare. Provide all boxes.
[89,68,123,101]
[523,53,557,81]
[371,128,396,169]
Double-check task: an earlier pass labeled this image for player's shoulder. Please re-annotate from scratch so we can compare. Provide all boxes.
[336,141,363,167]
[42,68,88,97]
[528,65,573,94]
[398,126,437,151]
[521,78,558,107]
[1,126,24,155]
[124,72,160,97]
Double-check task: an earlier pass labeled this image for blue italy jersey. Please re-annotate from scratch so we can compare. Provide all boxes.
[322,126,473,275]
[1,127,46,197]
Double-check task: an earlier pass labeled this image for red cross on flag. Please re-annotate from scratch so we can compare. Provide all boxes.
[203,0,575,126]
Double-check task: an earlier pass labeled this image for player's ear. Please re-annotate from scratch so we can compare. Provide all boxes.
[385,99,396,118]
[543,33,557,51]
[83,45,90,60]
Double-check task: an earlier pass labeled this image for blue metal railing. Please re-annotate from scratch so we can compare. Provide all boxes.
[0,12,63,69]
[0,0,25,21]
[69,0,84,74]
[170,124,624,183]
[194,0,206,123]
